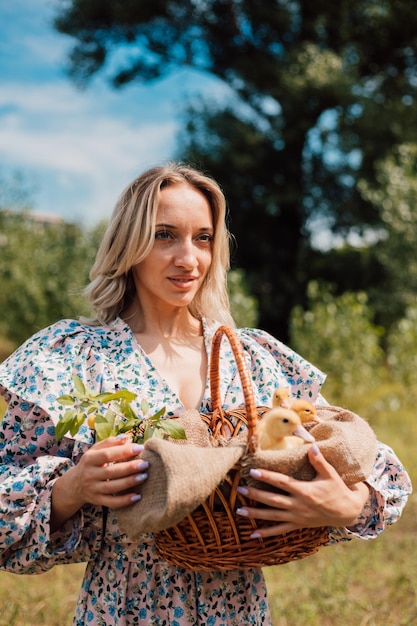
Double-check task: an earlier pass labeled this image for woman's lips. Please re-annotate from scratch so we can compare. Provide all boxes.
[168,276,197,288]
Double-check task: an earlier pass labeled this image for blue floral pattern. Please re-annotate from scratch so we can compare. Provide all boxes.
[0,317,412,625]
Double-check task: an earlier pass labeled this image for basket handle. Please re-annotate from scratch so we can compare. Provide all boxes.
[209,325,259,451]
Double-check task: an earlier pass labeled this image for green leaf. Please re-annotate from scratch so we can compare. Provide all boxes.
[72,375,86,396]
[104,408,116,427]
[69,409,85,436]
[94,391,118,403]
[56,394,75,406]
[55,421,71,440]
[151,426,165,439]
[143,422,154,442]
[158,419,187,440]
[120,402,137,420]
[141,398,149,415]
[112,389,137,402]
[55,408,76,440]
[62,408,76,422]
[149,406,166,423]
[94,414,114,441]
[95,389,137,403]
[117,417,138,433]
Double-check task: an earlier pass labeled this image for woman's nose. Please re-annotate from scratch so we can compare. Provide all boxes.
[174,240,198,268]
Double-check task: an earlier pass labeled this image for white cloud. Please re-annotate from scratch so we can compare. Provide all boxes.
[0,79,178,223]
[0,99,176,174]
[0,82,88,116]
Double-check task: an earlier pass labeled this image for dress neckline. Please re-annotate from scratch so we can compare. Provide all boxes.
[115,316,214,411]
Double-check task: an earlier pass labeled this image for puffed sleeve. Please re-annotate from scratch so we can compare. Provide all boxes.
[0,390,104,574]
[0,319,119,574]
[328,441,412,543]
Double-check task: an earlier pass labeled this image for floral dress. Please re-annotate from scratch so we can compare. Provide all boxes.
[0,317,412,625]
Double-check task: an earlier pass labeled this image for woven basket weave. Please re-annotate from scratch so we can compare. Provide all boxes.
[154,325,328,571]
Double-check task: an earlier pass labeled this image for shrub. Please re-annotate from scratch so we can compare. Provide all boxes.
[290,282,385,406]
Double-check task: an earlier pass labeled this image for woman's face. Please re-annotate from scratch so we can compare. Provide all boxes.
[132,182,214,312]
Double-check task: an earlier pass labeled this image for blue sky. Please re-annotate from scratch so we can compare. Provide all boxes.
[0,0,229,225]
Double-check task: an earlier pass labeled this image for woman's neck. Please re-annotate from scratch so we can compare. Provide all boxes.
[122,302,202,340]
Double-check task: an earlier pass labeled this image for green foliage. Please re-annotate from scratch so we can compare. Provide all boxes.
[358,143,417,329]
[386,304,417,403]
[56,375,186,443]
[0,210,98,345]
[228,268,259,328]
[290,282,385,405]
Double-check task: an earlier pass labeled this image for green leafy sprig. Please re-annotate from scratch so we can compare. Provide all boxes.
[55,375,186,443]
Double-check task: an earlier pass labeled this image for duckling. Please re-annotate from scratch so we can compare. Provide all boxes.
[272,388,320,424]
[255,407,315,451]
[272,387,292,409]
[290,398,320,424]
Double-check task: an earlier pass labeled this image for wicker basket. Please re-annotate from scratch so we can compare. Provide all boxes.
[154,325,329,571]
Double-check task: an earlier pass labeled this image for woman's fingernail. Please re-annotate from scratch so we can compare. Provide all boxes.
[250,468,262,478]
[135,472,148,482]
[237,486,249,496]
[250,532,262,539]
[236,508,249,516]
[137,461,149,472]
[132,444,145,454]
[116,434,129,441]
[130,494,141,503]
[311,443,320,455]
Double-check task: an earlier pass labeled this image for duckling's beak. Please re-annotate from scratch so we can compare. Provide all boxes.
[292,424,315,443]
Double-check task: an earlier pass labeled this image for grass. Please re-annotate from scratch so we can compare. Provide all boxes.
[265,500,417,625]
[0,564,86,626]
[0,389,415,625]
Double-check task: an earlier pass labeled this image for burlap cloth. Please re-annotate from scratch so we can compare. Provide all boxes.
[116,405,377,540]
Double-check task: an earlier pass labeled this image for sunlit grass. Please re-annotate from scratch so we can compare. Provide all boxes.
[0,564,85,626]
[265,499,417,625]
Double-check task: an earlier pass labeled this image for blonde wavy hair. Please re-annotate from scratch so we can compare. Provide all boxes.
[85,163,235,327]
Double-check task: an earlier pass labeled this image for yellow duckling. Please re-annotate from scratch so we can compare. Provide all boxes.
[272,387,320,424]
[272,387,292,409]
[255,407,315,451]
[290,398,320,424]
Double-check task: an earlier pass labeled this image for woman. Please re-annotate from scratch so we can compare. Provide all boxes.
[0,163,411,625]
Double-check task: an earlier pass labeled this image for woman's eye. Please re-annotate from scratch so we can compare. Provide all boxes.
[155,230,172,240]
[197,233,213,242]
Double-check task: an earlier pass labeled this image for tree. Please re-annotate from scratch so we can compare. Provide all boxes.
[54,0,417,338]
[0,210,98,345]
[357,142,417,331]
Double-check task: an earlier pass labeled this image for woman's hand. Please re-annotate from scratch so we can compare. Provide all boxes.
[51,436,148,532]
[236,444,370,538]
